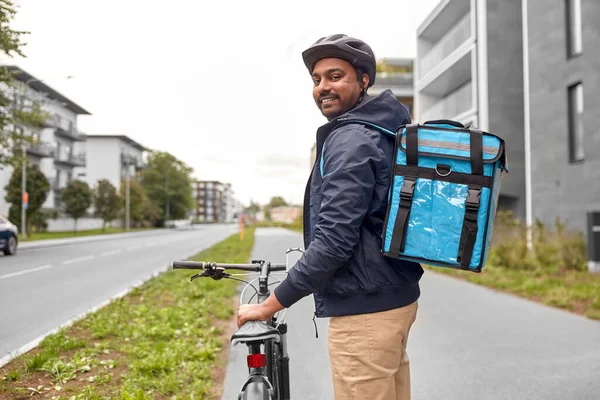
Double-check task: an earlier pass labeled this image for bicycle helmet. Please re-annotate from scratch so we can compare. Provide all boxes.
[302,34,376,87]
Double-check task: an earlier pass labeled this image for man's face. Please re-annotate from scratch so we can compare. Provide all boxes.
[312,58,367,120]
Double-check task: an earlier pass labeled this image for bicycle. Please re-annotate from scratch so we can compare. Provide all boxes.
[172,248,303,400]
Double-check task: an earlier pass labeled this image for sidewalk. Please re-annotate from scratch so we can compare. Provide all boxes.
[18,228,170,250]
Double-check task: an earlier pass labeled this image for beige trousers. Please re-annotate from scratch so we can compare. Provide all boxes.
[327,301,418,400]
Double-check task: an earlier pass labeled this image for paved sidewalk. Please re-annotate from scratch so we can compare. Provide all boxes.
[220,228,600,400]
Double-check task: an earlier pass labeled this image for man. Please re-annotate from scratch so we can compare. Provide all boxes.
[237,34,424,400]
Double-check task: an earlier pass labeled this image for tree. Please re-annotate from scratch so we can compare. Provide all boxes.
[264,196,288,221]
[4,162,49,231]
[61,180,92,232]
[94,179,121,231]
[141,151,193,221]
[0,1,45,168]
[268,196,288,208]
[120,179,152,227]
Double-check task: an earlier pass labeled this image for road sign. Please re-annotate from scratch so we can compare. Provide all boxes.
[22,192,28,209]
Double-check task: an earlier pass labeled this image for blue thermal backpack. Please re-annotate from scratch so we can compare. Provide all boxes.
[321,119,507,272]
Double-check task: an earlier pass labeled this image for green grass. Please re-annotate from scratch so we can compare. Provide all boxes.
[23,227,156,242]
[427,263,600,320]
[0,228,256,399]
[254,220,303,233]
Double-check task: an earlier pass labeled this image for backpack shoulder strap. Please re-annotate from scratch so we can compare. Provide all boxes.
[319,120,396,177]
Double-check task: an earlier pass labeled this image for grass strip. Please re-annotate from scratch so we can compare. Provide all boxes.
[427,264,600,320]
[1,228,255,399]
[23,227,156,242]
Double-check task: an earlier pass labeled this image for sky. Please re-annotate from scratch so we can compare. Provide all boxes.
[5,0,441,206]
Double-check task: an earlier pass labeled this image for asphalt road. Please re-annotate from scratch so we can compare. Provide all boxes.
[0,224,238,366]
[221,228,600,400]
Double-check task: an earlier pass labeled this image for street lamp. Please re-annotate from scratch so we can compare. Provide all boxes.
[21,143,26,240]
[125,152,130,231]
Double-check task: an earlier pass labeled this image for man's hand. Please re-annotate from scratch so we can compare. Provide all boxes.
[236,293,285,328]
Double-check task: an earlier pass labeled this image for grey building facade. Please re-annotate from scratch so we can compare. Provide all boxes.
[416,0,599,268]
[527,0,599,246]
[415,0,526,218]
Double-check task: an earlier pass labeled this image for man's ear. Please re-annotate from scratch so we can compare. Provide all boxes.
[362,74,369,91]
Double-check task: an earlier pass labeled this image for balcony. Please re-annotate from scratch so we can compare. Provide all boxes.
[55,127,85,141]
[49,178,63,192]
[419,12,472,79]
[120,153,145,169]
[42,119,57,129]
[420,81,473,122]
[55,152,86,167]
[26,142,55,158]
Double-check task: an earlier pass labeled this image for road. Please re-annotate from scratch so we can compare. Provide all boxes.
[0,224,238,366]
[221,228,600,400]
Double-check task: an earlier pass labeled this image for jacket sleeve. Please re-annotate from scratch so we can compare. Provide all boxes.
[274,127,383,307]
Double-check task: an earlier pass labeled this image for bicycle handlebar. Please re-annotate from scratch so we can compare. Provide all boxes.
[172,260,287,272]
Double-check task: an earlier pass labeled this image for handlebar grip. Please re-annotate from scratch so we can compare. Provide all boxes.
[172,261,208,270]
[270,263,287,271]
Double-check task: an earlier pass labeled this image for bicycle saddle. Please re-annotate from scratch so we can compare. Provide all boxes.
[231,320,280,346]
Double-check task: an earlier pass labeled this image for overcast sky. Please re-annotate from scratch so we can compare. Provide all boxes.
[5,0,440,206]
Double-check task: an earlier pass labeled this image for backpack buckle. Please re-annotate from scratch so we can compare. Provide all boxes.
[400,178,415,202]
[465,188,481,212]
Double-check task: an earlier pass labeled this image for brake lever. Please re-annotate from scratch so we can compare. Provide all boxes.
[190,267,230,281]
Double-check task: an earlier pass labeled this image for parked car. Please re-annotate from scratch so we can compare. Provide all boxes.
[0,215,18,256]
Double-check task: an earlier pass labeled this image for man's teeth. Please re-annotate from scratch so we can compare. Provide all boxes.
[322,98,336,103]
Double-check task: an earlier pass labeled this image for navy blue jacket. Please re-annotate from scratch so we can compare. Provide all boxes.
[274,89,424,317]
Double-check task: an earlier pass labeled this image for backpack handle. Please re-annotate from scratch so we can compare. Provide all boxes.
[423,119,465,128]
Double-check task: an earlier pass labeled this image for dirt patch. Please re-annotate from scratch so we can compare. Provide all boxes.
[0,326,128,400]
[207,296,239,400]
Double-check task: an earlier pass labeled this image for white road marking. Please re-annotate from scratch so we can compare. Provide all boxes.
[62,255,95,265]
[0,265,53,280]
[100,250,122,256]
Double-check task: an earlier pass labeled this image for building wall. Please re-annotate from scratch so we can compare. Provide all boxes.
[0,82,87,213]
[527,0,600,236]
[84,138,121,190]
[0,166,14,217]
[486,0,525,216]
[416,0,526,219]
[270,206,302,224]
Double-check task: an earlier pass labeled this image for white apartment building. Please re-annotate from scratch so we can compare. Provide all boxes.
[415,0,525,217]
[83,135,146,192]
[0,66,91,216]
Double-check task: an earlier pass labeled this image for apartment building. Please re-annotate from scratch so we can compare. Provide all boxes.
[415,0,525,217]
[193,180,234,223]
[525,0,599,269]
[0,66,91,216]
[370,57,415,118]
[415,0,599,268]
[83,135,146,191]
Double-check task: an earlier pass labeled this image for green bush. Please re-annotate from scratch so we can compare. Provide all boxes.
[488,211,587,272]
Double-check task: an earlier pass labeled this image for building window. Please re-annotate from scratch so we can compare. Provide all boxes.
[566,0,582,57]
[568,82,584,162]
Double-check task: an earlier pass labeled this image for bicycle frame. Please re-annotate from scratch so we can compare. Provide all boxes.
[173,251,303,400]
[239,260,290,400]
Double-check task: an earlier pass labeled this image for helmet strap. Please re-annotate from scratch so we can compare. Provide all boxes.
[354,67,367,106]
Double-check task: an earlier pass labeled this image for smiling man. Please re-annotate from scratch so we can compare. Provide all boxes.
[237,34,424,400]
